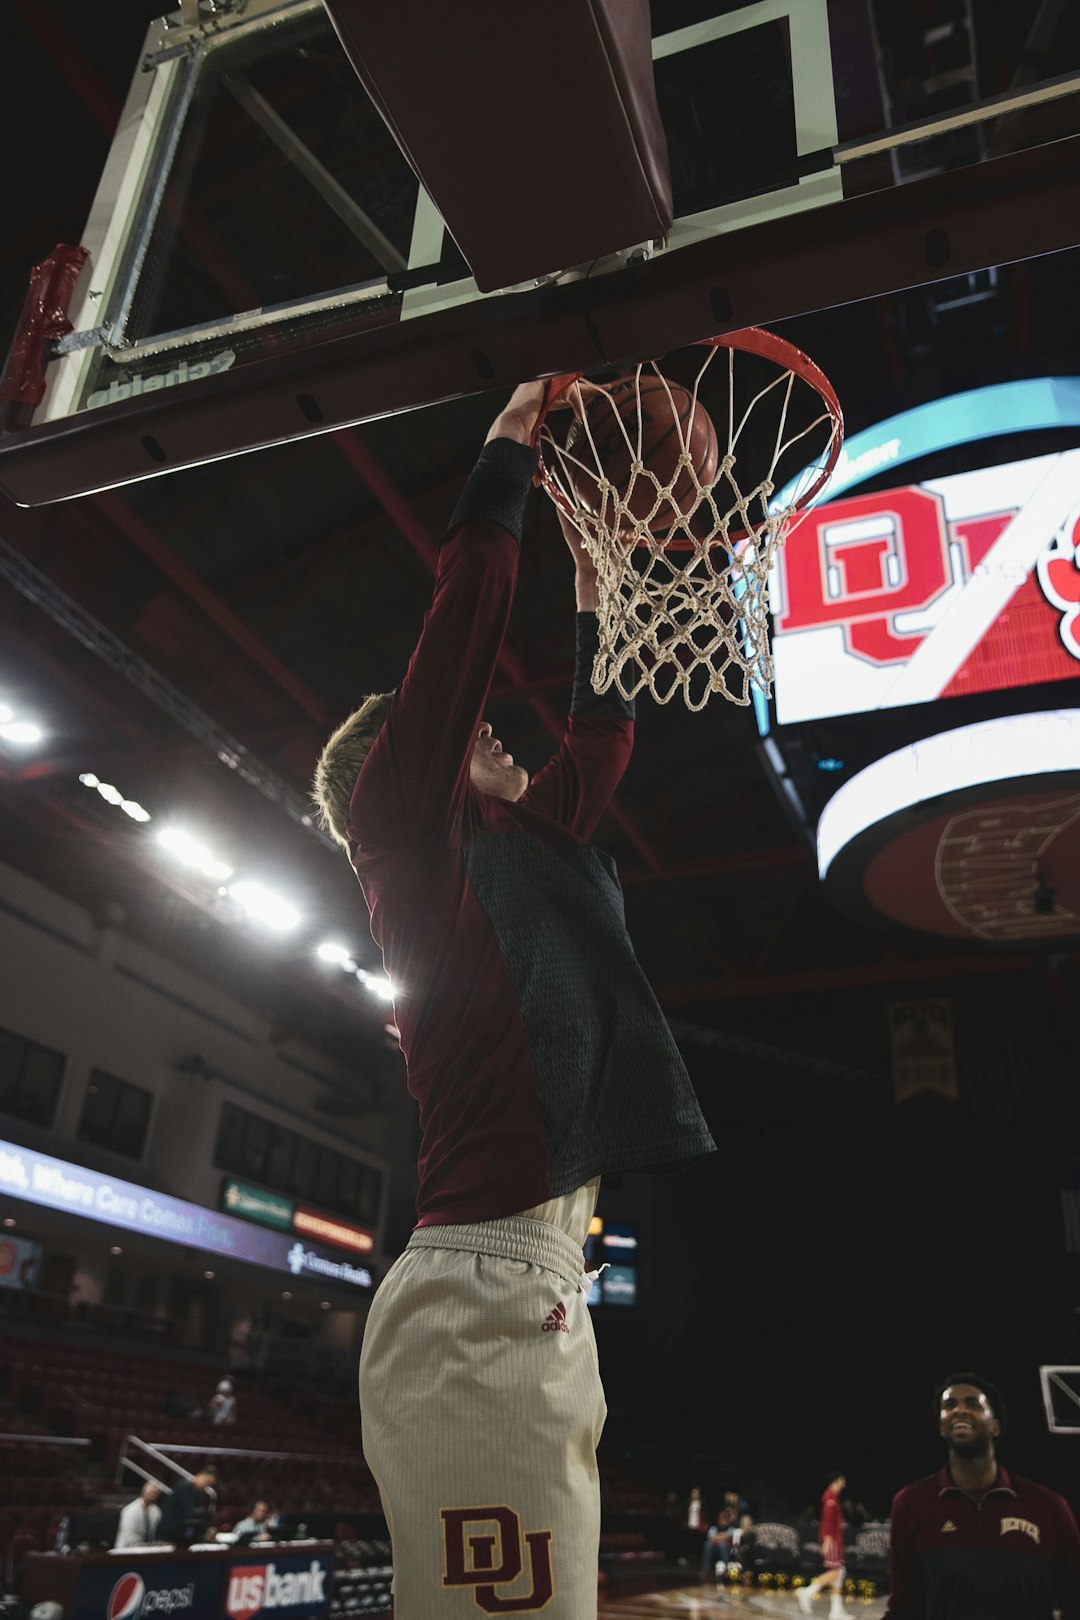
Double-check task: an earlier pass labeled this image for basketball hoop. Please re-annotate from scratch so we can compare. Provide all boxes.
[534,329,843,710]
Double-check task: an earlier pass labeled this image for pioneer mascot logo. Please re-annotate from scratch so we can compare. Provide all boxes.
[107,1574,196,1618]
[225,1560,327,1620]
[441,1506,554,1612]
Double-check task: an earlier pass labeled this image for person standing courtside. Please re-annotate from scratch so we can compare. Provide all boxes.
[884,1372,1080,1618]
[312,381,716,1618]
[799,1471,852,1617]
[156,1465,217,1546]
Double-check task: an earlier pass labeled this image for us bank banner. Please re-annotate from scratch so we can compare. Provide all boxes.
[0,1137,372,1291]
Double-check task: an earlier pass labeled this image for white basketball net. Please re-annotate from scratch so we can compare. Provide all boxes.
[538,341,842,711]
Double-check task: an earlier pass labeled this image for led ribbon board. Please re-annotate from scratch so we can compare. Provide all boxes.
[0,1138,373,1289]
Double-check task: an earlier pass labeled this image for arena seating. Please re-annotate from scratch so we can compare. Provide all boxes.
[0,1324,890,1610]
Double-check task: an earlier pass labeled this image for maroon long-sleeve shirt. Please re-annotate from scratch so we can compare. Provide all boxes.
[884,1464,1080,1619]
[346,439,715,1225]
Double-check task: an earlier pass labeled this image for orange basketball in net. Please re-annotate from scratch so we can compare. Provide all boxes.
[565,375,719,534]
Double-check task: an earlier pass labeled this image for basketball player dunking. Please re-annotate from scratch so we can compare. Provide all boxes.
[312,381,716,1618]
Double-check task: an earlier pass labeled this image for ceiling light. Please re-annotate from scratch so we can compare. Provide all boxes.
[1,721,43,745]
[320,1301,331,1310]
[79,772,100,787]
[97,782,124,805]
[366,975,396,1002]
[121,800,152,822]
[316,942,351,964]
[158,826,209,862]
[110,1245,123,1256]
[282,1291,292,1300]
[227,881,300,932]
[2,1217,15,1228]
[158,825,233,881]
[203,1270,215,1279]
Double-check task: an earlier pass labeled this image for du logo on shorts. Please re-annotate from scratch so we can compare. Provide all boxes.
[441,1506,553,1613]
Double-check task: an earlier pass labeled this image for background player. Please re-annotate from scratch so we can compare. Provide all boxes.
[312,381,716,1617]
[884,1372,1080,1618]
[799,1470,852,1617]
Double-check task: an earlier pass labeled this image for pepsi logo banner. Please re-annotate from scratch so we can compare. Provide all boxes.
[771,450,1080,725]
[225,1555,333,1620]
[74,1560,222,1620]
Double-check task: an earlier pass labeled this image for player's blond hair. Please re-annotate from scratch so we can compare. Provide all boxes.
[311,691,395,850]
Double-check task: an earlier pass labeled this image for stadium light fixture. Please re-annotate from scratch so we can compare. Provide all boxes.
[227,880,301,932]
[79,772,151,823]
[0,721,43,745]
[358,969,396,1002]
[157,825,234,882]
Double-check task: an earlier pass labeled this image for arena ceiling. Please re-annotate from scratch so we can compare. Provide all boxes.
[2,0,1079,1107]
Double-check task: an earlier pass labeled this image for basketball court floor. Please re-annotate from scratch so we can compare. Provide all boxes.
[599,1585,886,1617]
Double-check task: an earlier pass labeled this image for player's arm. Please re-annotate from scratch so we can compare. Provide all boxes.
[348,383,543,846]
[881,1490,922,1619]
[520,508,634,837]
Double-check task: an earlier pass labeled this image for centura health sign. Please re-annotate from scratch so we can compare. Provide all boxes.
[0,1138,372,1291]
[771,450,1080,725]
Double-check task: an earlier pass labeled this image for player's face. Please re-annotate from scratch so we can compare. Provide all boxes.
[470,721,528,803]
[939,1384,999,1455]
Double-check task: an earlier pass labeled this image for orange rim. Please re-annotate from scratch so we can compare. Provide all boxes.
[533,328,844,549]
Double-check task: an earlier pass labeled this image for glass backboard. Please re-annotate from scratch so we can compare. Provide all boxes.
[1,0,1079,504]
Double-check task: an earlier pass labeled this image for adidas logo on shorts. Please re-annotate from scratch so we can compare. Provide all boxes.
[541,1302,570,1333]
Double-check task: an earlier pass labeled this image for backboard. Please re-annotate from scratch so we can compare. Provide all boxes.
[2,0,1080,504]
[1039,1366,1080,1435]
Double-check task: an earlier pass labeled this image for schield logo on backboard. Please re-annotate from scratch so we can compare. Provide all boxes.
[225,1561,327,1620]
[107,1574,196,1618]
[86,350,236,411]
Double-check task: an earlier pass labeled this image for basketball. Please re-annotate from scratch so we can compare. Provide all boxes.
[565,375,719,533]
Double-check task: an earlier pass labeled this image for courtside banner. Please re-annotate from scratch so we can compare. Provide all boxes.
[75,1557,224,1620]
[771,450,1080,725]
[224,1552,335,1620]
[0,1137,372,1290]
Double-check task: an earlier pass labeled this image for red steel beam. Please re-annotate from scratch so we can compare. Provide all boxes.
[621,845,809,886]
[656,950,1045,1003]
[331,427,664,873]
[93,493,329,725]
[11,0,119,135]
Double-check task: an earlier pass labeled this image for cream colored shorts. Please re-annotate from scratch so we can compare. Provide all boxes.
[359,1209,607,1618]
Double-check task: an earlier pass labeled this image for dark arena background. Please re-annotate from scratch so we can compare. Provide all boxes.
[1,1,1080,1616]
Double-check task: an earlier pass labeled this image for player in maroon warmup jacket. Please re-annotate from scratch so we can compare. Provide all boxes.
[311,382,715,1618]
[884,1372,1080,1620]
